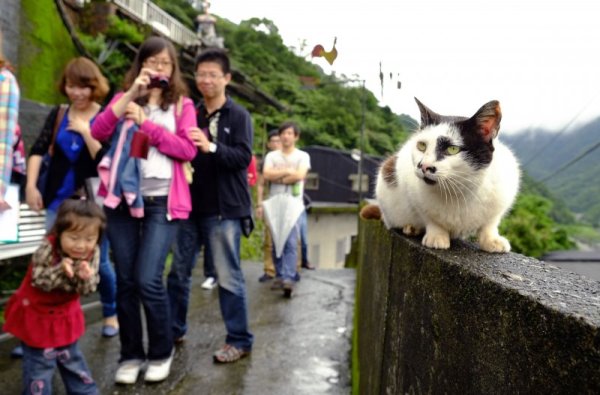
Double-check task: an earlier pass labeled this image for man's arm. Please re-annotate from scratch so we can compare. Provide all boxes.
[212,108,253,170]
[281,166,309,184]
[263,166,292,182]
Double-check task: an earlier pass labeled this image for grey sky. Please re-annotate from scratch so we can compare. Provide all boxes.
[212,0,600,133]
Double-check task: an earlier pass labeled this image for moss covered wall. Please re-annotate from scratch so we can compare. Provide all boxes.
[355,219,600,394]
[18,0,78,103]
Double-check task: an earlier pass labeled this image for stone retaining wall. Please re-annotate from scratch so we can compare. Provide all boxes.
[356,219,600,394]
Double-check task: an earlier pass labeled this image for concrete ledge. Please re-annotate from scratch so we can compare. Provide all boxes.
[356,219,600,394]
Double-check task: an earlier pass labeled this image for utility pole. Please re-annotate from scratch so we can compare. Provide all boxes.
[357,79,366,204]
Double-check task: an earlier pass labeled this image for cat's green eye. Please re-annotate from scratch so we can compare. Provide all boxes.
[417,141,427,152]
[446,145,461,155]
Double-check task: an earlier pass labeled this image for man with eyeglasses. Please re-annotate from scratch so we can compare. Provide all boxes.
[167,48,254,364]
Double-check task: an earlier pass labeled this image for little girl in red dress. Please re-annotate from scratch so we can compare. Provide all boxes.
[4,197,106,394]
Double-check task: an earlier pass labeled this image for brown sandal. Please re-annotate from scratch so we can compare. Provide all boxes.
[213,344,250,364]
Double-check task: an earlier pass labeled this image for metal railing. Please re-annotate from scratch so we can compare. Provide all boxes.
[111,0,199,47]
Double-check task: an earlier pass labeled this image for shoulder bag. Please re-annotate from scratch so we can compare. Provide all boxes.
[36,104,68,196]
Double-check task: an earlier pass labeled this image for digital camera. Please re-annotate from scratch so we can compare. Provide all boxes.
[148,75,169,90]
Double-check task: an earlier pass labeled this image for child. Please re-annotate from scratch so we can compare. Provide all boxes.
[3,197,106,394]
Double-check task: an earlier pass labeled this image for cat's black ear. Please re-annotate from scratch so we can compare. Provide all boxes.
[470,100,502,142]
[415,98,442,128]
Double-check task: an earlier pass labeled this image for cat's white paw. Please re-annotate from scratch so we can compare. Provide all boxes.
[479,235,511,253]
[422,232,450,249]
[402,224,422,236]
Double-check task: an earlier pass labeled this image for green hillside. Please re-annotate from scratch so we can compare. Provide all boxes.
[215,17,412,155]
[504,119,600,226]
[30,0,580,258]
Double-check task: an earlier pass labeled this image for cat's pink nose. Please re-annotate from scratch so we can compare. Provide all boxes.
[419,163,437,174]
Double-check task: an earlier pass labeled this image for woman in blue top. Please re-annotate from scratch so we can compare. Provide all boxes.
[25,57,119,338]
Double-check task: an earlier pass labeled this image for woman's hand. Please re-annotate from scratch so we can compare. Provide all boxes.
[0,197,10,212]
[25,185,44,212]
[124,102,146,125]
[126,67,155,100]
[68,116,91,137]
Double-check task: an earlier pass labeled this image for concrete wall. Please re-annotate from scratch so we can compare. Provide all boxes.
[0,0,20,65]
[308,210,357,268]
[356,219,600,394]
[18,99,53,151]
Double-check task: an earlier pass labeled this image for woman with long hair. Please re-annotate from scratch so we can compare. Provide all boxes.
[91,36,197,384]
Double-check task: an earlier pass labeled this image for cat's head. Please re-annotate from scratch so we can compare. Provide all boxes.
[410,98,502,185]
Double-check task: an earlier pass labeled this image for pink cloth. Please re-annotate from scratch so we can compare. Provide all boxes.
[91,93,198,220]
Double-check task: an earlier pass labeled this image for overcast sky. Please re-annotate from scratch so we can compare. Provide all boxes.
[210,0,600,134]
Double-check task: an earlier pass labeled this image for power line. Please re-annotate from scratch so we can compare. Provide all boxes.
[523,92,600,167]
[539,139,600,182]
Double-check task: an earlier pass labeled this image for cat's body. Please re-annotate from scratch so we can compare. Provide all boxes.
[369,99,520,252]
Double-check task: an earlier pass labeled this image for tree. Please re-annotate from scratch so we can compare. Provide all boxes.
[500,194,575,258]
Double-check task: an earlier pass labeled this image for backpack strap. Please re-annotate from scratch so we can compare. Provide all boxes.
[48,104,68,156]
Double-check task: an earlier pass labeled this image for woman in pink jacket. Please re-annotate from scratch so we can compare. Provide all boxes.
[91,36,197,385]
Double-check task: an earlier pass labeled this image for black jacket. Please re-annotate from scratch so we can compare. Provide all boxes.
[30,106,107,206]
[190,97,253,219]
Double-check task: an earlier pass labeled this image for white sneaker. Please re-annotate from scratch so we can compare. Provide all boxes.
[201,277,217,290]
[144,351,174,382]
[115,359,144,384]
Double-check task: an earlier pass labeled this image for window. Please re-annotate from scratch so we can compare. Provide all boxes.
[348,174,369,193]
[305,173,319,190]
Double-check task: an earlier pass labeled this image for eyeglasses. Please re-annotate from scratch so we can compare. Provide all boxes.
[195,72,224,81]
[145,58,173,68]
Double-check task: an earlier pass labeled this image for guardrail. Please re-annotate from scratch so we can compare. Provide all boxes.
[111,0,199,47]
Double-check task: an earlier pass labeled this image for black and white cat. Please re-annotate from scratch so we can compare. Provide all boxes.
[362,98,520,252]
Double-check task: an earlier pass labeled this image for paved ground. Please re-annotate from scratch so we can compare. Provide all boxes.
[0,261,355,394]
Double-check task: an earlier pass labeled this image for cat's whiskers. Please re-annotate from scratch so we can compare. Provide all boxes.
[437,177,451,206]
[437,169,483,208]
[445,174,484,206]
[436,173,465,210]
[439,175,467,211]
[445,170,483,188]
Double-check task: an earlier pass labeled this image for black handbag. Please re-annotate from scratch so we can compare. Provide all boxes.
[36,153,52,196]
[36,105,67,196]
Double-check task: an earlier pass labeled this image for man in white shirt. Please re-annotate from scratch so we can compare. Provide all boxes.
[262,122,310,297]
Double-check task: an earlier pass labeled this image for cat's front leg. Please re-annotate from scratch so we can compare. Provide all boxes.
[422,223,450,249]
[478,225,511,253]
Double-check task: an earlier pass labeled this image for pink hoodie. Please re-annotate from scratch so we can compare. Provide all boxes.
[91,92,198,220]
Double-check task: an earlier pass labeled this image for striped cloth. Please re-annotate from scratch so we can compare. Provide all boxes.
[0,68,20,197]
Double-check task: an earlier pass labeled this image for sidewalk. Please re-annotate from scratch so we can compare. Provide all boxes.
[0,261,355,394]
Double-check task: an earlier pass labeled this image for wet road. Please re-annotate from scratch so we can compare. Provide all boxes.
[0,262,355,394]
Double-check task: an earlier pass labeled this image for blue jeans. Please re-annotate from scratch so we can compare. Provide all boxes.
[168,216,253,350]
[272,219,300,282]
[299,210,308,265]
[202,240,216,279]
[105,196,177,362]
[21,342,97,395]
[167,218,204,339]
[98,236,117,318]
